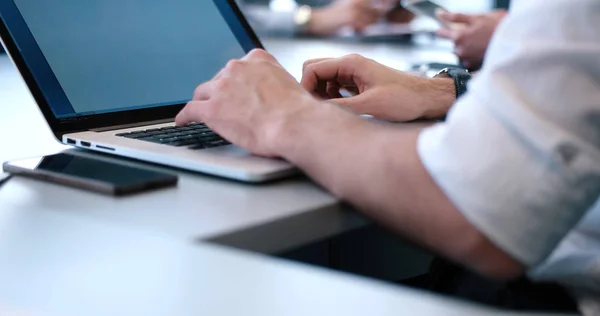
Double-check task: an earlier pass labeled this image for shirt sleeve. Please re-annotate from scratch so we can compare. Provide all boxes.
[418,0,600,267]
[235,0,298,37]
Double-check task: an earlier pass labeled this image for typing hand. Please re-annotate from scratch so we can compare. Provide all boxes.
[301,54,455,122]
[175,50,319,157]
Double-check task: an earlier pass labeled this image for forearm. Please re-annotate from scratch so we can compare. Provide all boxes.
[276,103,524,277]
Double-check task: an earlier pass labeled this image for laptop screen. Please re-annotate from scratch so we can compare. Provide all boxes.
[0,0,257,118]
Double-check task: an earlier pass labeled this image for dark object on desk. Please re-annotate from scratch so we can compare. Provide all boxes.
[400,258,578,313]
[495,0,511,9]
[353,32,414,43]
[402,0,449,26]
[0,172,11,187]
[3,153,178,196]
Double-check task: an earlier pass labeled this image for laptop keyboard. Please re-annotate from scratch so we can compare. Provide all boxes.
[116,123,230,150]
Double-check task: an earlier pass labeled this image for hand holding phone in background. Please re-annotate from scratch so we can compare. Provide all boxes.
[437,9,508,70]
[307,0,394,35]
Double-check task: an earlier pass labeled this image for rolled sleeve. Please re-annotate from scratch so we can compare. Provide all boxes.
[419,93,598,266]
[418,0,600,268]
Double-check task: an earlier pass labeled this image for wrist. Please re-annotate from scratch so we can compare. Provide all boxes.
[267,95,319,159]
[420,78,456,119]
[272,98,363,163]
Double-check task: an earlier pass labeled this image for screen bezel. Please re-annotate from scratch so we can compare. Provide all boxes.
[0,0,264,139]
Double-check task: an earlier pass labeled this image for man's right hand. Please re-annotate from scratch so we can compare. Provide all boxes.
[301,54,456,121]
[307,0,388,35]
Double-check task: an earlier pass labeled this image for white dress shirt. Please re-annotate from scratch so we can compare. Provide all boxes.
[418,0,600,314]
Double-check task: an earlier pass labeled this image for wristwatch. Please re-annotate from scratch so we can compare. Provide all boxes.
[293,5,313,33]
[435,68,472,99]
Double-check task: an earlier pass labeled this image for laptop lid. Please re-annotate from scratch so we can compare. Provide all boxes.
[0,0,262,139]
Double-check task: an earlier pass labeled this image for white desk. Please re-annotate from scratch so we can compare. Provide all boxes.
[0,38,455,254]
[263,37,457,79]
[0,209,573,316]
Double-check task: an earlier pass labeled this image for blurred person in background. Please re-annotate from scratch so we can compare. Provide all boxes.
[437,9,508,70]
[236,0,415,37]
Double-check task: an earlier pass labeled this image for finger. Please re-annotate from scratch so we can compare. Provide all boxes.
[303,58,333,73]
[436,27,457,40]
[437,28,464,42]
[301,55,365,93]
[437,11,473,24]
[328,93,371,114]
[193,81,214,101]
[175,100,208,126]
[243,49,284,68]
[326,82,343,99]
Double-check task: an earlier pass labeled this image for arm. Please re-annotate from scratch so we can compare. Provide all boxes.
[275,103,525,278]
[296,0,600,275]
[176,51,524,278]
[176,0,600,280]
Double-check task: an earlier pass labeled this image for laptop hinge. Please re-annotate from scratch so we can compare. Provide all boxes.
[90,118,174,133]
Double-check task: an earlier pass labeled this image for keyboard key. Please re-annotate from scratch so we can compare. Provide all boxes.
[205,140,230,148]
[131,133,155,139]
[159,126,178,131]
[189,144,206,150]
[138,136,163,143]
[170,139,200,147]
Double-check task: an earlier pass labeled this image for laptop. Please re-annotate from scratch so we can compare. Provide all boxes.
[0,0,295,182]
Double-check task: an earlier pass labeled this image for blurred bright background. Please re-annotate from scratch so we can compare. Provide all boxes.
[269,0,495,13]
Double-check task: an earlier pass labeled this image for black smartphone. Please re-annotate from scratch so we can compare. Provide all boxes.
[3,153,178,196]
[401,0,448,25]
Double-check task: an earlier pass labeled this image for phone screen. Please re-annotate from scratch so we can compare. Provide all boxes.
[403,0,447,23]
[4,153,177,195]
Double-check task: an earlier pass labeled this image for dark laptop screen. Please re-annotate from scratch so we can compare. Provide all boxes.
[0,0,256,118]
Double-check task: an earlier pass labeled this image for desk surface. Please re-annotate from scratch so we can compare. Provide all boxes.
[263,37,457,79]
[0,209,571,316]
[0,38,454,253]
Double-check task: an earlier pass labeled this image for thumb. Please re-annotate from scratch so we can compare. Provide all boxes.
[328,93,373,114]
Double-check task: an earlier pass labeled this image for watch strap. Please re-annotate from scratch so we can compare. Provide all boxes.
[437,68,472,99]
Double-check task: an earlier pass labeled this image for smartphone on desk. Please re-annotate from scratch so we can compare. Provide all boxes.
[3,153,178,196]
